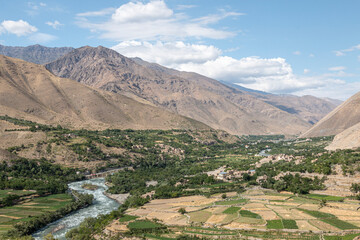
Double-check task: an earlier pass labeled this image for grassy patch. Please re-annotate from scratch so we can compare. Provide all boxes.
[188,210,212,223]
[305,194,345,202]
[266,220,283,229]
[239,210,261,219]
[0,190,35,199]
[128,220,163,231]
[322,218,359,230]
[223,206,241,214]
[0,193,73,231]
[299,209,359,230]
[282,219,298,229]
[324,233,360,240]
[119,215,138,222]
[215,199,248,205]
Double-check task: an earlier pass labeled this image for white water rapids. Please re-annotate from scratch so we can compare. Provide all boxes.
[33,178,119,239]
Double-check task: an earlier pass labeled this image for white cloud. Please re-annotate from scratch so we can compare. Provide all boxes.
[111,1,173,23]
[1,20,37,36]
[293,81,360,101]
[46,20,63,29]
[76,0,240,41]
[334,44,360,56]
[176,5,196,10]
[328,66,346,71]
[309,53,315,58]
[28,33,57,43]
[112,41,221,66]
[27,2,47,16]
[112,40,355,99]
[76,8,116,17]
[293,50,301,55]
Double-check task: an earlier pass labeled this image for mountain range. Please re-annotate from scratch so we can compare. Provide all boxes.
[0,44,74,64]
[45,46,336,135]
[0,44,343,136]
[0,54,208,131]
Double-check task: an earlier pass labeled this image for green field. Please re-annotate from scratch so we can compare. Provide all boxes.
[266,220,283,229]
[239,210,261,219]
[118,214,138,222]
[128,220,164,231]
[299,209,359,230]
[215,198,248,205]
[0,193,73,234]
[0,189,35,199]
[305,194,345,202]
[223,206,241,214]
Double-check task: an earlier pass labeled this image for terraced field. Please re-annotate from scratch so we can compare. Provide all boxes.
[118,188,360,239]
[0,193,73,234]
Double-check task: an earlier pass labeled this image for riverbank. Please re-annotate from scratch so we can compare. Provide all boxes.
[104,192,130,204]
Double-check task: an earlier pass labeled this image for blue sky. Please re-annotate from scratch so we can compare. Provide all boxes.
[1,0,360,100]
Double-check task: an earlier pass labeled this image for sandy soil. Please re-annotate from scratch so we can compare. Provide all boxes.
[296,220,319,231]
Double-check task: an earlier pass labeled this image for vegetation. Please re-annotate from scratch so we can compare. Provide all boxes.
[222,206,241,214]
[239,210,261,219]
[2,116,360,238]
[5,192,93,238]
[299,209,359,230]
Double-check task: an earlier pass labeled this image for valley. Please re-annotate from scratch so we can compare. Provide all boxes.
[1,114,360,239]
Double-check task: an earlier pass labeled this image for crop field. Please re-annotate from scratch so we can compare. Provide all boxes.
[123,188,360,239]
[0,189,36,200]
[0,193,73,234]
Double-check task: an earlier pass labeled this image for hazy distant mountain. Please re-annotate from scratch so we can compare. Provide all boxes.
[0,44,74,64]
[46,46,312,135]
[301,91,360,137]
[221,81,340,125]
[0,54,208,131]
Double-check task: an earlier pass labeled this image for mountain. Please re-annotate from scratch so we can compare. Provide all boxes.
[0,54,209,131]
[0,44,74,64]
[45,46,312,135]
[221,81,340,125]
[301,91,360,137]
[326,122,360,150]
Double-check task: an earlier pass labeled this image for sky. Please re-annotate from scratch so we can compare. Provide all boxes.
[1,0,360,100]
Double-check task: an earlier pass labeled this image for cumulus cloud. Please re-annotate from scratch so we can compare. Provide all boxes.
[76,0,241,41]
[112,41,221,66]
[112,40,355,99]
[0,20,37,36]
[293,50,301,55]
[46,20,63,29]
[111,1,173,23]
[28,33,57,43]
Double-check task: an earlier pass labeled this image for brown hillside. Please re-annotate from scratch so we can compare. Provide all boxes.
[301,91,360,137]
[0,55,209,131]
[326,122,360,150]
[137,60,340,125]
[46,46,311,135]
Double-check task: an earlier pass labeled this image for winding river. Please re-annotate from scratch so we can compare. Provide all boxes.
[33,178,120,240]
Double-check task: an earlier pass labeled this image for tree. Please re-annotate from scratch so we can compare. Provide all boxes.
[178,207,186,214]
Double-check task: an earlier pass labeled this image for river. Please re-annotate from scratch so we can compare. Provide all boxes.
[33,178,120,240]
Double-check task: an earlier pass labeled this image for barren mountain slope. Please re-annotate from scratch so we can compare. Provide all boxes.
[301,91,360,137]
[0,44,74,64]
[0,55,209,131]
[326,122,360,150]
[218,81,340,124]
[46,46,311,135]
